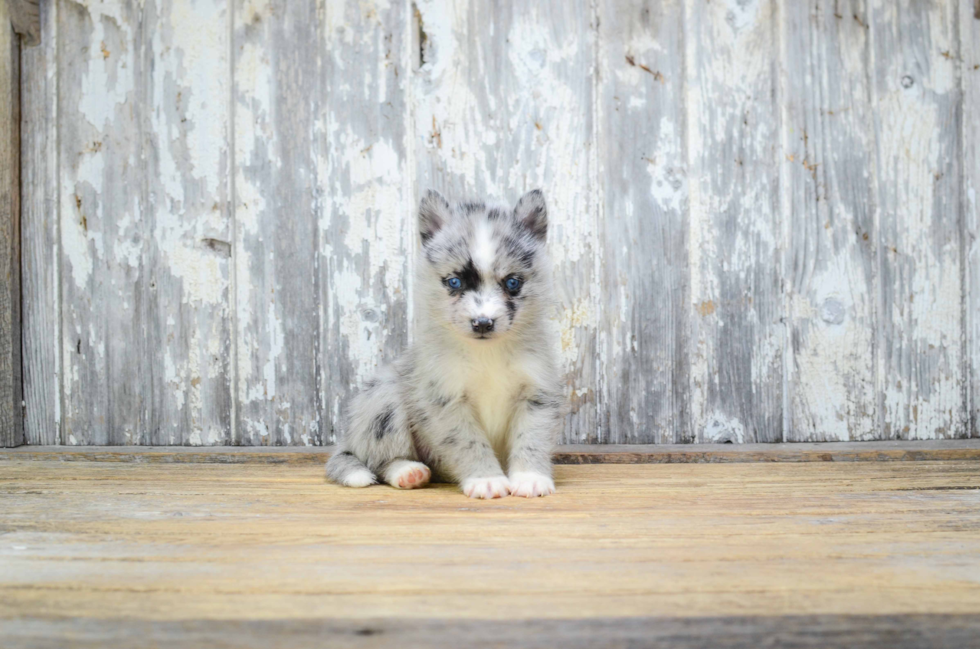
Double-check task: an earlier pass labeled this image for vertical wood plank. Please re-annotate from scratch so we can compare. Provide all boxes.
[142,0,233,445]
[317,0,413,444]
[414,0,597,443]
[0,1,23,447]
[21,0,59,444]
[871,0,965,439]
[58,0,144,445]
[233,0,320,445]
[965,0,980,438]
[780,0,877,441]
[596,0,689,443]
[685,0,783,443]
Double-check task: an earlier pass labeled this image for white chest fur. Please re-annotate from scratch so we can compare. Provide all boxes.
[457,344,526,454]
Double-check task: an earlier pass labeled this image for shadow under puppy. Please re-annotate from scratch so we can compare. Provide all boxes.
[326,189,566,498]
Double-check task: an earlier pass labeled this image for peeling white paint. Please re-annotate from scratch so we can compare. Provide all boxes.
[28,0,977,447]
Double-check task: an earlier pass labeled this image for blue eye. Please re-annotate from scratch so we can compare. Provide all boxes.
[505,277,522,292]
[447,277,462,290]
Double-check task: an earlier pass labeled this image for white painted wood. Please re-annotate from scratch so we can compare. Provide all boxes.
[232,0,321,445]
[317,0,414,445]
[963,0,980,438]
[17,0,978,444]
[685,0,783,443]
[870,0,965,439]
[779,0,877,441]
[413,0,597,443]
[20,0,59,445]
[143,0,233,445]
[58,0,143,445]
[596,0,689,443]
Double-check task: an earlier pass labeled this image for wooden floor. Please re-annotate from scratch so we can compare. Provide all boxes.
[2,455,980,647]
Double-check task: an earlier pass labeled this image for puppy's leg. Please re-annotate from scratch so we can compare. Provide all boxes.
[332,367,430,489]
[507,392,563,498]
[422,398,509,499]
[382,459,431,489]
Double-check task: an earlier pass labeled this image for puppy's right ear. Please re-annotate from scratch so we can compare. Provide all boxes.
[419,190,451,244]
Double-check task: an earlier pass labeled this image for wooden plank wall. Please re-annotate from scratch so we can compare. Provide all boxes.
[1,0,23,447]
[15,0,980,446]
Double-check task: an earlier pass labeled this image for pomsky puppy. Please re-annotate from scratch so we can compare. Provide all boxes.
[325,189,565,498]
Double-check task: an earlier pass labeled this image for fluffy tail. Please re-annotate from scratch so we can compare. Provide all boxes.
[325,449,377,488]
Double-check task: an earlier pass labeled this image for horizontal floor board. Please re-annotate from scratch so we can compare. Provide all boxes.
[1,440,980,464]
[1,461,979,648]
[4,614,980,649]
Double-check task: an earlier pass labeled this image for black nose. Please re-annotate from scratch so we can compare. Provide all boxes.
[471,317,494,334]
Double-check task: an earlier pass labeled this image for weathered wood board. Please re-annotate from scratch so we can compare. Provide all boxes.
[597,0,690,444]
[871,0,965,440]
[780,0,878,441]
[964,1,980,439]
[685,0,783,443]
[1,0,23,447]
[14,0,980,445]
[1,459,980,648]
[233,0,319,446]
[20,0,58,445]
[317,0,414,445]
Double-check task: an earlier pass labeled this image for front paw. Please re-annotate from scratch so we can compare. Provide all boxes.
[509,472,555,498]
[461,476,511,499]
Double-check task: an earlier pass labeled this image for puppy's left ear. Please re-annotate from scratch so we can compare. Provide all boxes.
[419,190,451,244]
[514,189,547,241]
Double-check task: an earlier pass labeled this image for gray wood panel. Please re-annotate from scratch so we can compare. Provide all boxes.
[685,0,783,442]
[596,0,689,443]
[0,1,22,447]
[316,0,413,445]
[16,0,979,444]
[58,0,144,445]
[20,0,59,445]
[413,0,597,443]
[142,0,233,445]
[232,0,320,445]
[964,0,980,439]
[871,0,965,440]
[780,0,878,441]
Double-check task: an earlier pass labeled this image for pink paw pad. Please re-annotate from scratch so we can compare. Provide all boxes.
[386,461,431,490]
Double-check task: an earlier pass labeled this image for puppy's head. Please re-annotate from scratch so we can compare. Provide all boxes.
[417,189,551,342]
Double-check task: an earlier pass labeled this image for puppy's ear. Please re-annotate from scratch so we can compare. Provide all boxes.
[514,189,547,241]
[419,190,451,244]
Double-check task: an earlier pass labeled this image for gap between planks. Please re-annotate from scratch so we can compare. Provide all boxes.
[1,440,979,465]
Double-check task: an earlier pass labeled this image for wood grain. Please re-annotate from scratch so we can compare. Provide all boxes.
[3,440,979,464]
[20,0,59,445]
[0,460,978,646]
[871,0,965,440]
[685,0,783,443]
[413,0,598,443]
[317,0,413,445]
[780,0,878,441]
[964,0,980,439]
[143,0,233,445]
[596,0,690,443]
[57,0,143,445]
[5,614,980,649]
[16,0,980,445]
[232,0,319,446]
[0,0,21,447]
